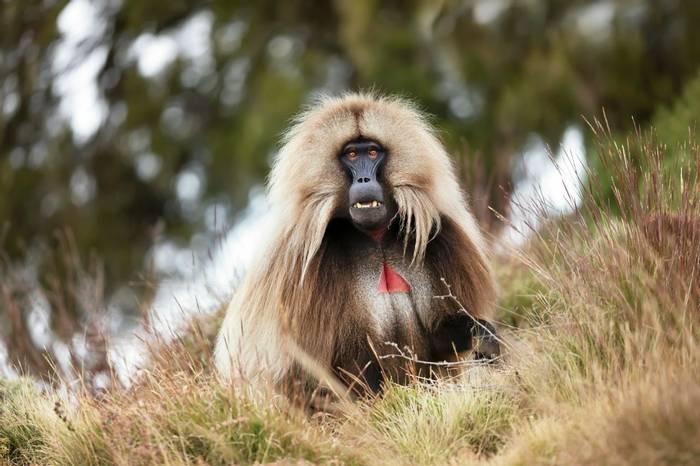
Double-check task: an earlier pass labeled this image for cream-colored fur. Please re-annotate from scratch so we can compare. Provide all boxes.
[214,92,491,384]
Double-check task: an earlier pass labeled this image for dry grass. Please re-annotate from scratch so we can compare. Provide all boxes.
[1,126,699,465]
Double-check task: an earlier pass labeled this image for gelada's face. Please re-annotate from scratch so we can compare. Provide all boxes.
[338,138,395,233]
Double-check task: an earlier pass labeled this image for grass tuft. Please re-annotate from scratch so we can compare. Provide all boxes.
[1,125,699,464]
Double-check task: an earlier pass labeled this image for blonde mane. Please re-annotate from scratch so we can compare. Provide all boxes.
[215,92,492,384]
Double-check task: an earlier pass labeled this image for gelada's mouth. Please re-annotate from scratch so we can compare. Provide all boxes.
[351,200,384,209]
[349,199,388,231]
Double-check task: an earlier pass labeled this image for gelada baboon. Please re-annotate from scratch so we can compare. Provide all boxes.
[215,93,498,395]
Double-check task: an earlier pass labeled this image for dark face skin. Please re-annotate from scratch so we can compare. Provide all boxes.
[339,138,395,236]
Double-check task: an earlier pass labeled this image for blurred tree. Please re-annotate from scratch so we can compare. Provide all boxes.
[655,69,700,154]
[1,0,700,320]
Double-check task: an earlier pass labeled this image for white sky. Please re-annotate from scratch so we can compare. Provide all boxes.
[503,125,588,245]
[53,1,215,143]
[53,0,108,143]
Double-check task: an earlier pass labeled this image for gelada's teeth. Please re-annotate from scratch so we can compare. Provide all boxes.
[353,201,382,208]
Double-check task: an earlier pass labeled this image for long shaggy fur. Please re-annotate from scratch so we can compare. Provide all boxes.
[214,93,494,385]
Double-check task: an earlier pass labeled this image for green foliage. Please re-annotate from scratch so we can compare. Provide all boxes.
[656,69,700,142]
[654,69,700,179]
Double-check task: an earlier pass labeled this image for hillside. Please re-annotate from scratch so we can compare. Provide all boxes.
[1,121,698,466]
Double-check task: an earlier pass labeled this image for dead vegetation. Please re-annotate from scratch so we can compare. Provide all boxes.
[1,126,699,465]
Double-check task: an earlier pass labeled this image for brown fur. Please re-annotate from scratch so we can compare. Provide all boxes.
[214,93,495,391]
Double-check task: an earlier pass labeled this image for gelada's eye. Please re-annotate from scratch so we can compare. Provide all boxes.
[369,149,378,159]
[347,151,358,160]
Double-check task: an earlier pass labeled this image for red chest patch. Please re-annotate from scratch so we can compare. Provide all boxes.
[378,262,411,293]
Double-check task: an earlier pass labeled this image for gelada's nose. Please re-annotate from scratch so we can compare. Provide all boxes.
[349,180,383,203]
